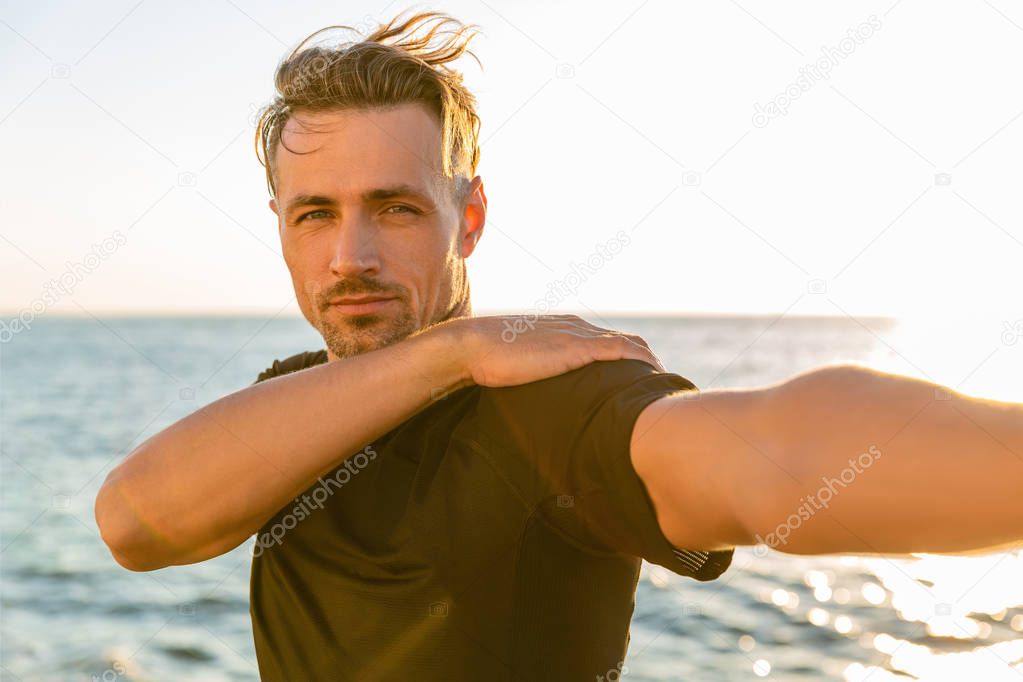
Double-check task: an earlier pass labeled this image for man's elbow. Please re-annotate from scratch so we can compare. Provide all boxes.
[95,471,173,572]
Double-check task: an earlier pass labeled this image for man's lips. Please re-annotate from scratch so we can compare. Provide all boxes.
[327,295,397,315]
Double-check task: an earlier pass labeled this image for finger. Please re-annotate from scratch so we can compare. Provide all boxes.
[613,334,665,372]
[622,333,652,351]
[587,335,663,372]
[626,342,666,372]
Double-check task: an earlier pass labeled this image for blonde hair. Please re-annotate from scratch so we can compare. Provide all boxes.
[254,11,482,199]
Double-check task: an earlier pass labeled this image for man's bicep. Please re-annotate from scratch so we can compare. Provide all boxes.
[630,387,776,551]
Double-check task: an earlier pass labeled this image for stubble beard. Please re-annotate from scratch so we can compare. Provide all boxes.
[317,266,472,360]
[319,303,419,360]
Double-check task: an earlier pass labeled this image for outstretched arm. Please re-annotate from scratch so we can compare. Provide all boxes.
[631,363,1023,556]
[95,315,661,571]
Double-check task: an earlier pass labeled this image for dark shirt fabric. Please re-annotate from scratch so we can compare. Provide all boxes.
[248,350,734,681]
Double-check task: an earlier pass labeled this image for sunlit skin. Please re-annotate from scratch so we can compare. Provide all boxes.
[268,104,487,360]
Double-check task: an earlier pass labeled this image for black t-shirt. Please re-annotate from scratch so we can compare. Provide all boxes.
[248,351,734,681]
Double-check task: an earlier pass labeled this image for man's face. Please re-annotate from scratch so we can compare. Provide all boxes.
[269,104,486,360]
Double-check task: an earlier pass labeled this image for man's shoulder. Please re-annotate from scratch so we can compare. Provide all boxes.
[471,359,697,436]
[254,349,329,384]
[484,358,696,405]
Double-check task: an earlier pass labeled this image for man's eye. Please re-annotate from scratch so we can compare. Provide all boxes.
[297,210,331,222]
[384,205,418,215]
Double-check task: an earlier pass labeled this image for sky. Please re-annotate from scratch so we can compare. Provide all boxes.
[1,0,1022,320]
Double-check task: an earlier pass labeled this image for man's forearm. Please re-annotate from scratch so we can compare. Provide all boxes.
[95,323,468,571]
[97,314,665,571]
[738,364,1023,555]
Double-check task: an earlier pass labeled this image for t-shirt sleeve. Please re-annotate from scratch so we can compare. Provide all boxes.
[252,350,329,385]
[475,358,734,581]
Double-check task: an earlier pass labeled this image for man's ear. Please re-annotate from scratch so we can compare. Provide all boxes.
[460,176,486,258]
[269,198,282,238]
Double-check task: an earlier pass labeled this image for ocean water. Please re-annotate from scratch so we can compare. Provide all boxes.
[2,314,1022,681]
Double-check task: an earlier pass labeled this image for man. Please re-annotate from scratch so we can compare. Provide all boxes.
[95,11,1023,681]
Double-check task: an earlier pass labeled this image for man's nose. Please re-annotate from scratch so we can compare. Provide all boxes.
[329,215,381,278]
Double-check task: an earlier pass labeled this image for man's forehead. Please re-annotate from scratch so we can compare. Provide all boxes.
[274,106,448,198]
[278,105,443,159]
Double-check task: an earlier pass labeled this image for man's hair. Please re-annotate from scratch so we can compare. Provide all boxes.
[254,11,482,200]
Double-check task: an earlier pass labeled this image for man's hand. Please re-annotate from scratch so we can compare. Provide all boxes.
[436,314,664,388]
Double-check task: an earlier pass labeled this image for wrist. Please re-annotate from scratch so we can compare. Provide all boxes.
[412,318,475,390]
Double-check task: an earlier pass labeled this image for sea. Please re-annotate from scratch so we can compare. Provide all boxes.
[2,314,1022,681]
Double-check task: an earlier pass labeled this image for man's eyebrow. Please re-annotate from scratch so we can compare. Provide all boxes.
[362,185,433,204]
[284,186,434,215]
[285,194,335,214]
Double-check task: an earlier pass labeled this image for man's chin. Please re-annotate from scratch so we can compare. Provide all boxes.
[336,311,389,330]
[319,313,416,359]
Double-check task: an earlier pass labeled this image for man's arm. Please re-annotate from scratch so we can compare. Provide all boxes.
[631,363,1023,556]
[95,315,662,571]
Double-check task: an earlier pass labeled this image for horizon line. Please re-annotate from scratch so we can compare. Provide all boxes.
[0,308,899,321]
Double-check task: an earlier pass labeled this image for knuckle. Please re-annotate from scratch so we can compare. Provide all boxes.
[627,334,649,347]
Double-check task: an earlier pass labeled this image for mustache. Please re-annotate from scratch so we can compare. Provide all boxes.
[317,278,404,308]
